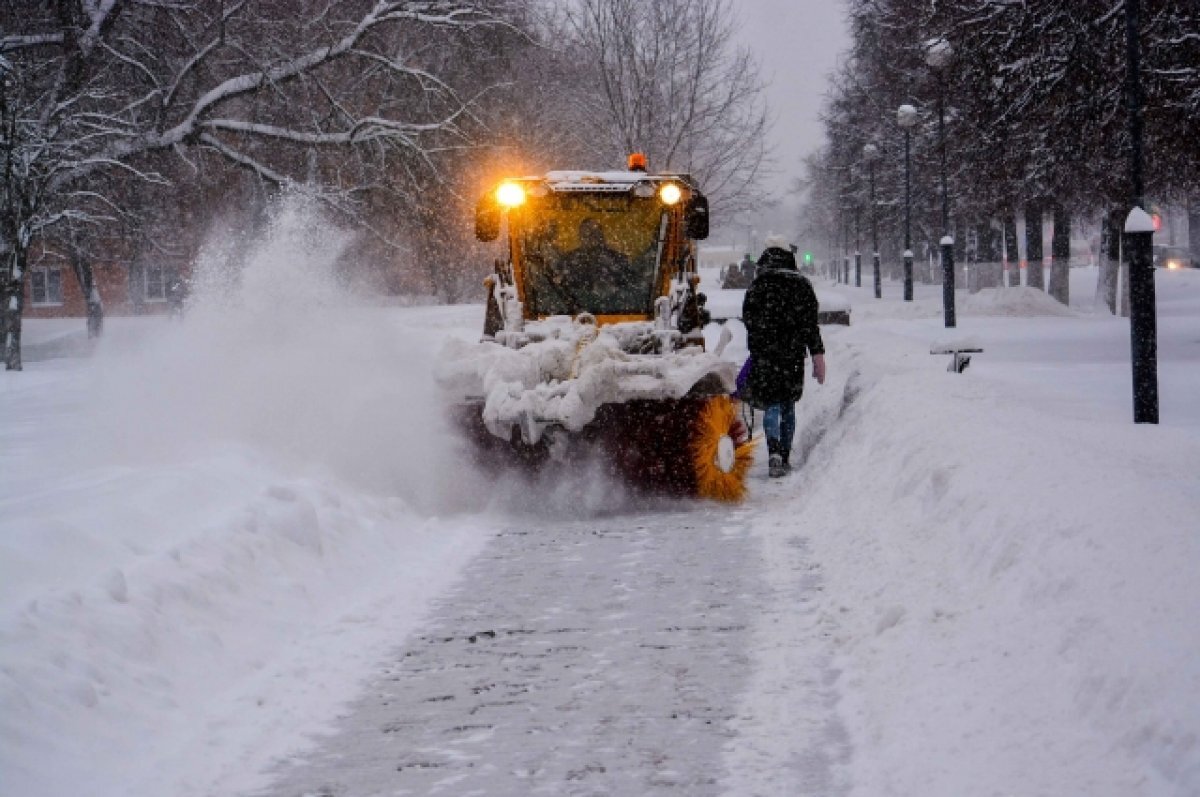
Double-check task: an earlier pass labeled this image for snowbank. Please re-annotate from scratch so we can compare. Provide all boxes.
[960,284,1077,316]
[725,267,1200,796]
[0,200,494,797]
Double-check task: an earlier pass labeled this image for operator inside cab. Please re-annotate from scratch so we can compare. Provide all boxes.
[522,197,663,317]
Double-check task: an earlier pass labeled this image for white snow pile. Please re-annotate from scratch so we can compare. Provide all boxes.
[0,197,493,797]
[724,267,1200,797]
[814,288,852,312]
[959,285,1077,316]
[436,315,735,444]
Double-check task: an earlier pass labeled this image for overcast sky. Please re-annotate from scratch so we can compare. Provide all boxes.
[731,0,849,200]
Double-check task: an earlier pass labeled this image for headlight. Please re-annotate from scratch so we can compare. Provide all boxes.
[496,182,526,208]
[659,183,682,206]
[1166,260,1181,270]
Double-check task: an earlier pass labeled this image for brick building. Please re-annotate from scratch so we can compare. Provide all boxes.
[22,243,191,320]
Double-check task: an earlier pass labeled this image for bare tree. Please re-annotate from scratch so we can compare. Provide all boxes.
[367,2,600,302]
[1,0,509,370]
[564,0,770,215]
[810,0,1199,307]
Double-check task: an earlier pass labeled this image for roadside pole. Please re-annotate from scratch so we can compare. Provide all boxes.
[1124,0,1158,424]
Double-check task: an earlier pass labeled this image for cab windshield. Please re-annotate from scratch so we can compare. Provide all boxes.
[517,193,667,316]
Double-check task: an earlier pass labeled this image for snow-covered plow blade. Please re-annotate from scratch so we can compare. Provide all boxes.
[438,316,755,502]
[450,393,753,501]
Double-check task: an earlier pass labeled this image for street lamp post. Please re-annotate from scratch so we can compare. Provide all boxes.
[1124,0,1158,423]
[863,143,882,299]
[897,104,919,301]
[927,36,955,328]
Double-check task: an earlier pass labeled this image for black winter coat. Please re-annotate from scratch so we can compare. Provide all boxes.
[741,247,824,406]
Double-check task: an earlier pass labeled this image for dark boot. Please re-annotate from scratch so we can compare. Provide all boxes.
[767,438,785,478]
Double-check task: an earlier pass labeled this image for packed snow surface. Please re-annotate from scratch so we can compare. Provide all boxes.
[3,207,1199,797]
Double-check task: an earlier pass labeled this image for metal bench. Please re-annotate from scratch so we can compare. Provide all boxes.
[931,343,983,373]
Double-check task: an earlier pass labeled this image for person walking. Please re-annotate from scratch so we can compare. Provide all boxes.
[741,237,826,478]
[738,253,756,284]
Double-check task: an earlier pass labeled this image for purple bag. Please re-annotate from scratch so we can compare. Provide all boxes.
[734,356,753,400]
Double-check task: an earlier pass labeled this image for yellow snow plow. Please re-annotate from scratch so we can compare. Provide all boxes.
[437,157,755,501]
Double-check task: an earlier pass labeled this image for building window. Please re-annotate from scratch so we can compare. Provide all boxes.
[31,267,64,305]
[144,264,166,301]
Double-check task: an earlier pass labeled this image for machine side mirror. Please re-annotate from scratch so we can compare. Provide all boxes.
[475,197,501,242]
[685,194,709,240]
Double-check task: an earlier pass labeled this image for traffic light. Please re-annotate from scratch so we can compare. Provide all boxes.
[803,251,813,265]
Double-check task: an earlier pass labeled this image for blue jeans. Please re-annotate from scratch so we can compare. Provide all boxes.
[763,402,796,457]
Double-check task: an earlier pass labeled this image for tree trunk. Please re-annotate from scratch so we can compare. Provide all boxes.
[70,252,104,338]
[955,225,971,292]
[2,243,27,371]
[1049,203,1070,305]
[1096,207,1122,314]
[1190,195,1200,269]
[975,221,1002,290]
[1119,242,1131,318]
[1025,201,1045,290]
[970,222,984,292]
[1002,213,1019,287]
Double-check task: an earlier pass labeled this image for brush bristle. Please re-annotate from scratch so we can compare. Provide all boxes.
[690,396,756,502]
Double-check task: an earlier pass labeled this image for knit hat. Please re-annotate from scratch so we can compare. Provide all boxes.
[757,243,798,271]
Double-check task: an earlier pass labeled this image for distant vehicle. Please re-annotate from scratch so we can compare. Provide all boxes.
[1153,244,1194,270]
[720,255,756,288]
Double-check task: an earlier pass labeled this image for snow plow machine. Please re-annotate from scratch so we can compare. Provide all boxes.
[436,156,755,501]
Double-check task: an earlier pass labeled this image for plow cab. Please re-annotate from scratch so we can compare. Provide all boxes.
[437,157,755,501]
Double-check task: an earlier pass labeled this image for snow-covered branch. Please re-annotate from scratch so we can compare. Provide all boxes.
[0,34,67,52]
[2,0,524,367]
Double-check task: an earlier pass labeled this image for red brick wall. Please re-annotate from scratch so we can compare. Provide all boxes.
[23,251,190,319]
[23,261,135,318]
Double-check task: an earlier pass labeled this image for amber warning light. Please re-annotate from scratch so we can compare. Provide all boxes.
[496,182,526,208]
